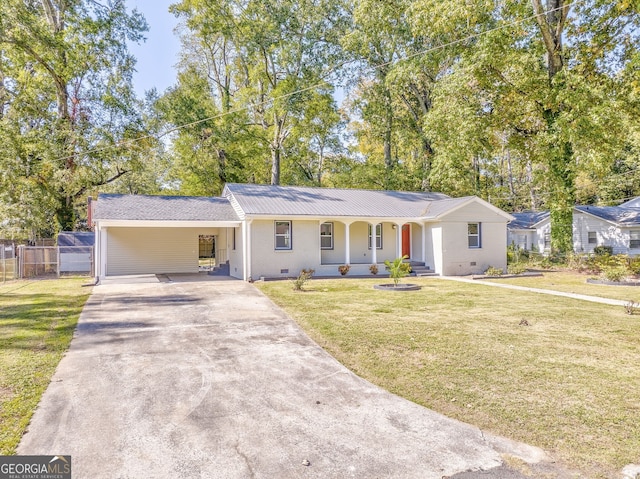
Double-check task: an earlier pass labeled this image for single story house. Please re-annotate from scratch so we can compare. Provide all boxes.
[508,198,640,255]
[92,183,514,280]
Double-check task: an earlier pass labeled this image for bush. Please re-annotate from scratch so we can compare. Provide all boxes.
[507,263,526,275]
[593,245,613,256]
[600,265,629,282]
[292,268,314,291]
[484,266,503,276]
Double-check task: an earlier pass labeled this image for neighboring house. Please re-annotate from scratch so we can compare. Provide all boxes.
[506,211,551,253]
[92,183,514,280]
[508,199,640,255]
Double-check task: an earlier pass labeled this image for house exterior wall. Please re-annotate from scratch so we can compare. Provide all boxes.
[428,225,443,273]
[507,229,535,251]
[249,219,320,279]
[105,227,218,276]
[228,226,244,279]
[572,211,640,255]
[410,223,423,261]
[438,203,508,275]
[320,221,346,264]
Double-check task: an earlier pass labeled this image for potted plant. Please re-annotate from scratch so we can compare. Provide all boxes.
[338,264,350,276]
[369,264,379,275]
[384,255,411,287]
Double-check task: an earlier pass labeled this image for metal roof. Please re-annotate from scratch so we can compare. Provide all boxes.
[94,194,240,222]
[508,211,550,229]
[576,205,640,226]
[223,183,451,218]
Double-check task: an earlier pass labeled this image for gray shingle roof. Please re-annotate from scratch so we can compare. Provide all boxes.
[509,211,550,229]
[576,205,640,226]
[223,183,451,218]
[94,194,240,222]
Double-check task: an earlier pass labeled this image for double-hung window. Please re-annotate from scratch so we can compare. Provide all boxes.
[368,224,382,250]
[468,223,481,248]
[320,222,333,249]
[630,230,640,249]
[588,231,597,245]
[275,221,292,250]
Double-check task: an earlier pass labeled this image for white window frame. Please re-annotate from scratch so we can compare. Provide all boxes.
[275,221,292,250]
[368,223,383,250]
[630,230,640,249]
[587,231,597,245]
[544,232,551,250]
[468,223,481,248]
[320,222,333,250]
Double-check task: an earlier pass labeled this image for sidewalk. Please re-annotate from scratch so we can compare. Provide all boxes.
[440,276,629,306]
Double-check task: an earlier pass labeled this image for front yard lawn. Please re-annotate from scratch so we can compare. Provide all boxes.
[484,270,640,302]
[257,277,640,478]
[0,278,91,454]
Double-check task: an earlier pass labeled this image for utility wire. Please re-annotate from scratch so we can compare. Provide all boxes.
[51,0,581,164]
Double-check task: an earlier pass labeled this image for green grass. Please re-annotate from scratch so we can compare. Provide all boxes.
[484,270,640,302]
[257,277,640,478]
[0,278,91,454]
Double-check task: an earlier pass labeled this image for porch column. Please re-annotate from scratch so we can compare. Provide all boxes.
[395,222,402,258]
[344,221,352,264]
[422,224,427,263]
[369,222,377,265]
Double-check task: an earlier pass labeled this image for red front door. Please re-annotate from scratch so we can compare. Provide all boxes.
[402,224,410,258]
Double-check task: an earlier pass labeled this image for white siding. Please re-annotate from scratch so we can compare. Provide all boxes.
[228,226,244,279]
[572,212,627,254]
[106,227,216,275]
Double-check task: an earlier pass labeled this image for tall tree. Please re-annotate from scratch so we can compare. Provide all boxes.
[0,0,148,236]
[169,0,349,187]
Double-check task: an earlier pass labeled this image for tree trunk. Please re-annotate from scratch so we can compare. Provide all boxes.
[271,146,280,185]
[532,0,574,254]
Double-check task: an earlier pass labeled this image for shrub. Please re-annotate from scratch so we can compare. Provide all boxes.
[369,264,379,275]
[338,264,350,276]
[292,268,314,291]
[484,266,503,277]
[507,263,526,275]
[629,257,640,275]
[384,255,411,286]
[593,245,613,256]
[601,265,629,282]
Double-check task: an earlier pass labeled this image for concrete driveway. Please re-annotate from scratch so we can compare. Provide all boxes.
[19,274,553,478]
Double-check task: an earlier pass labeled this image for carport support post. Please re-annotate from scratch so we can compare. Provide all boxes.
[242,220,252,281]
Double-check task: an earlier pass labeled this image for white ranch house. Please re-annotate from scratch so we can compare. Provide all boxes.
[508,198,640,255]
[93,183,513,280]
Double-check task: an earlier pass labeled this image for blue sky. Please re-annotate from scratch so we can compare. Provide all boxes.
[128,0,181,98]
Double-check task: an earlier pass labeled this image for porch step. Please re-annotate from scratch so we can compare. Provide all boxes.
[408,262,438,277]
[208,261,230,276]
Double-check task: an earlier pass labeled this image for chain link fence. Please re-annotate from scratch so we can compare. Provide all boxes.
[0,245,17,283]
[17,245,94,279]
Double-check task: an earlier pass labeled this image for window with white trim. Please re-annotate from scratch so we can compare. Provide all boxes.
[588,231,597,245]
[368,223,382,250]
[630,230,640,249]
[275,221,292,250]
[544,232,551,250]
[468,223,481,248]
[320,222,333,249]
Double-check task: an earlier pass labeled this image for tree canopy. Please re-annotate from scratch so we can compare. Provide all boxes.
[1,0,639,245]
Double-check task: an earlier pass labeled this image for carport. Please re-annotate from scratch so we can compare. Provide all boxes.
[93,194,241,277]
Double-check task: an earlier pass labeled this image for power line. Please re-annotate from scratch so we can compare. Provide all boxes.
[50,0,582,165]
